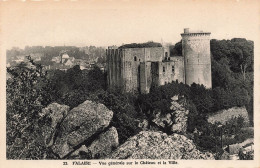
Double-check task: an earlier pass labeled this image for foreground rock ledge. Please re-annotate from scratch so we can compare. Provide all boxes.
[108,131,214,160]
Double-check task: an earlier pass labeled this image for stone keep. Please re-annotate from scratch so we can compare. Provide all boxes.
[106,28,212,94]
[181,28,212,88]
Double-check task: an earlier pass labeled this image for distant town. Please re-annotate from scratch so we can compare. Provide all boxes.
[6,46,107,72]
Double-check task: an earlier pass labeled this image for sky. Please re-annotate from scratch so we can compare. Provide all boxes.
[0,0,260,50]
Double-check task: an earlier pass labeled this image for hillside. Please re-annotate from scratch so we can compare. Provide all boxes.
[6,38,254,160]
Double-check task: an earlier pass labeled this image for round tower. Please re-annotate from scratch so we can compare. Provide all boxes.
[181,28,212,88]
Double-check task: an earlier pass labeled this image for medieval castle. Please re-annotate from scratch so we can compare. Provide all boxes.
[106,28,212,94]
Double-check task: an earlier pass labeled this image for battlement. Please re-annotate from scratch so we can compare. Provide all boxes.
[181,28,210,36]
[106,47,165,62]
[106,48,122,56]
[106,47,163,53]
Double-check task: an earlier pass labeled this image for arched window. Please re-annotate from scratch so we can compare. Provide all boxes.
[134,56,137,61]
[163,66,165,72]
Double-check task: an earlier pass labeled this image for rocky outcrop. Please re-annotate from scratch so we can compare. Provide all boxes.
[170,96,189,133]
[41,100,118,159]
[108,131,214,160]
[152,96,189,134]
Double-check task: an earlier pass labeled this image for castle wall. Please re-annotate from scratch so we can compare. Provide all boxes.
[106,49,124,91]
[107,47,164,93]
[163,47,170,61]
[123,48,145,93]
[140,62,152,94]
[148,47,164,61]
[123,61,133,92]
[170,56,185,83]
[153,58,185,86]
[107,47,186,93]
[151,62,160,87]
[158,62,172,85]
[124,48,146,62]
[181,31,212,88]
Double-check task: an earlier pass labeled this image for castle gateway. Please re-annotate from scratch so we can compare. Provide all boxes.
[106,28,212,94]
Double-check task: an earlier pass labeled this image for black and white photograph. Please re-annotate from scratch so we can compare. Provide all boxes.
[0,0,259,167]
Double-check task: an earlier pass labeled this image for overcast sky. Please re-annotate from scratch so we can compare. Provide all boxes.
[1,0,259,49]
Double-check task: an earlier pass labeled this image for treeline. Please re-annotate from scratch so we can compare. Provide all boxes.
[210,38,253,123]
[172,38,254,75]
[170,38,254,122]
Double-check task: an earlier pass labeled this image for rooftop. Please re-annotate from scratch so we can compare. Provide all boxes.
[118,41,162,49]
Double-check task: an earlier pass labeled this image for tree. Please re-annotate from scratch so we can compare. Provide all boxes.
[230,38,253,80]
[210,38,254,80]
[172,40,182,56]
[6,56,53,159]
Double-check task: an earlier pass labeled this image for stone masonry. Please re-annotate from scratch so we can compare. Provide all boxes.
[106,28,212,94]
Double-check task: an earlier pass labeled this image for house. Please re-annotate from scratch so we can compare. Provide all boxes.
[63,58,74,67]
[51,56,61,63]
[30,53,43,61]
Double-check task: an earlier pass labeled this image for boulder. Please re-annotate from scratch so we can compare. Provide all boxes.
[52,100,113,158]
[40,103,70,147]
[108,131,214,160]
[70,127,119,159]
[88,126,119,159]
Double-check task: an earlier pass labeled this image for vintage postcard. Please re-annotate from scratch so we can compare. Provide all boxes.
[0,0,259,167]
